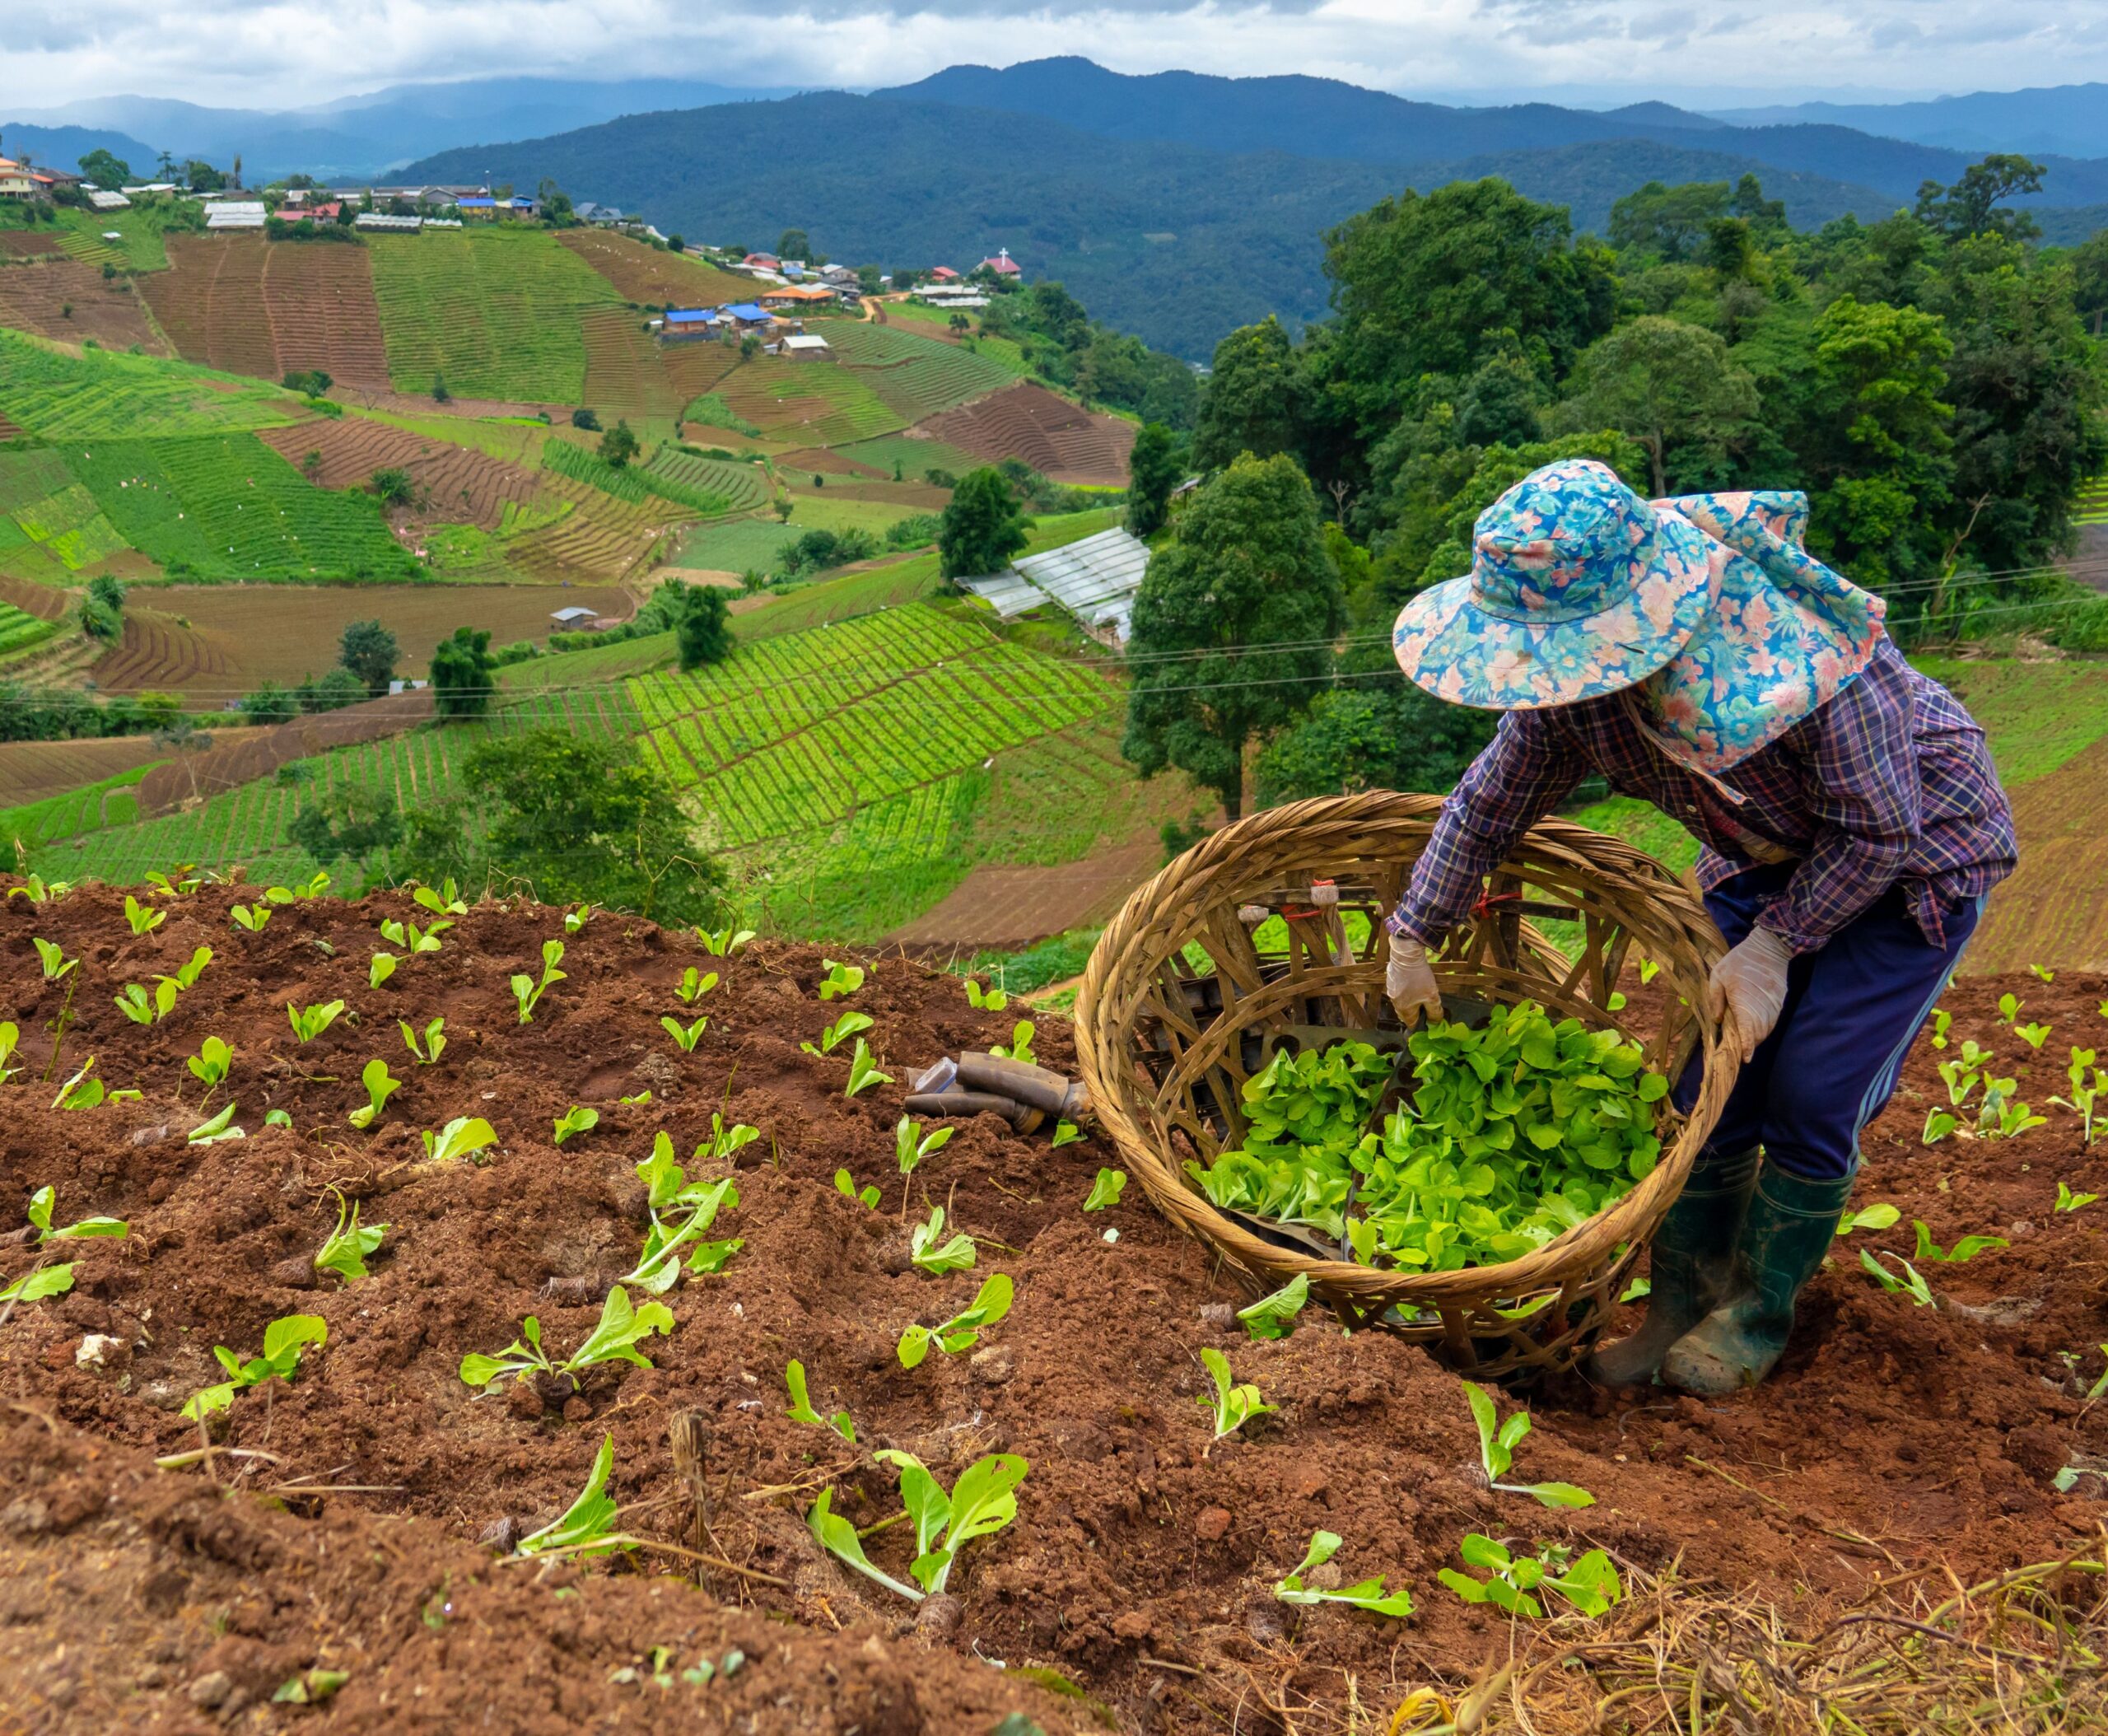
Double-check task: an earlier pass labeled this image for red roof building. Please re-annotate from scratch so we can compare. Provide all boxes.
[977,249,1022,278]
[930,265,960,282]
[743,252,780,269]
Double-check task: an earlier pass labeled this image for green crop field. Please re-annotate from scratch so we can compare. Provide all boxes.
[779,494,919,536]
[648,449,770,515]
[675,517,802,572]
[823,321,1020,422]
[0,330,300,441]
[732,559,946,640]
[543,434,655,503]
[627,601,1117,849]
[0,448,130,578]
[0,598,60,654]
[0,763,156,849]
[835,432,984,481]
[1910,656,2108,786]
[2077,474,2108,527]
[55,205,180,273]
[498,630,678,689]
[71,434,411,581]
[717,357,904,446]
[366,228,618,403]
[753,770,987,939]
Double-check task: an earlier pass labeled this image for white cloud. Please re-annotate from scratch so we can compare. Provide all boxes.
[0,0,2101,112]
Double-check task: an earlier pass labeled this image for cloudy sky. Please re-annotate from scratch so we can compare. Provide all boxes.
[3,0,2104,112]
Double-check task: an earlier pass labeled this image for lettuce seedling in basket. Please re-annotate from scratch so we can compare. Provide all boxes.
[287,1000,344,1043]
[623,1131,745,1290]
[315,1196,387,1284]
[898,1272,1013,1367]
[515,1434,634,1559]
[26,1186,127,1244]
[1273,1531,1414,1618]
[422,1116,497,1164]
[845,1038,892,1099]
[399,1017,445,1066]
[818,959,865,1001]
[910,1206,977,1275]
[459,1286,674,1388]
[183,1314,327,1419]
[1198,1346,1275,1454]
[347,1059,401,1130]
[32,937,77,981]
[1238,1273,1309,1341]
[511,940,566,1023]
[801,1011,872,1057]
[553,1105,599,1146]
[695,925,756,957]
[784,1359,856,1442]
[676,967,718,1006]
[661,1014,708,1053]
[124,894,164,936]
[1439,1534,1623,1618]
[413,880,469,917]
[1466,1383,1594,1509]
[809,1451,1028,1602]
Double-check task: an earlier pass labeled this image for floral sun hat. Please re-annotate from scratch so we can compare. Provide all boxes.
[1391,459,1714,712]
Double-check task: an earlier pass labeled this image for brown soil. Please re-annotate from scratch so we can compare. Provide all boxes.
[138,236,390,390]
[0,736,175,807]
[253,418,543,534]
[557,231,753,310]
[2,888,2106,1731]
[1966,735,2108,974]
[919,384,1136,486]
[0,258,169,352]
[0,232,68,258]
[886,837,1164,951]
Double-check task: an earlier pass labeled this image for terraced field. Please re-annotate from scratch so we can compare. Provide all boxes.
[835,432,993,482]
[254,416,543,530]
[0,329,300,440]
[717,356,904,447]
[0,763,155,849]
[0,734,177,806]
[88,606,240,692]
[921,380,1136,484]
[0,596,58,655]
[244,238,391,389]
[557,231,752,307]
[579,302,683,427]
[823,320,1021,422]
[71,433,413,581]
[2078,474,2108,528]
[0,447,130,580]
[0,258,168,351]
[366,228,618,403]
[673,518,801,574]
[503,469,677,582]
[646,448,771,515]
[627,601,1117,848]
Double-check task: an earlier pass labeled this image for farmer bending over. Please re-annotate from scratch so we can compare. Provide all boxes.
[1383,459,2016,1395]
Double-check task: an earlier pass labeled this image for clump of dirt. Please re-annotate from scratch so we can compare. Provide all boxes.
[2,882,2105,1732]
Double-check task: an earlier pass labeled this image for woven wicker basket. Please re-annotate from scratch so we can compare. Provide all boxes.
[1074,789,1739,1379]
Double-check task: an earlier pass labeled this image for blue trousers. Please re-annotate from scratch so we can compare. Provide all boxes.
[1673,865,1984,1181]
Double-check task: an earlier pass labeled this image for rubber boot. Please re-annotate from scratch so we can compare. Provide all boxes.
[1662,1165,1854,1396]
[1588,1146,1759,1387]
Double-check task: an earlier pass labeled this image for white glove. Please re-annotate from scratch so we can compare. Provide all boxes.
[1386,933,1442,1026]
[1709,926,1793,1062]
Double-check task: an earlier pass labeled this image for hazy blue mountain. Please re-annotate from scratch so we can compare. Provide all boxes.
[1710,85,2108,161]
[401,91,1890,360]
[0,123,161,178]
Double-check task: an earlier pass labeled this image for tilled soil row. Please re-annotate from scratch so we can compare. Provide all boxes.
[2,881,2105,1732]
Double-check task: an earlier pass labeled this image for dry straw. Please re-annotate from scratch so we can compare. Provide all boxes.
[1075,789,1740,1377]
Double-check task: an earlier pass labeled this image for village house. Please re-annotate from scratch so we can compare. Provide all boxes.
[759,282,834,310]
[928,265,961,282]
[660,308,722,342]
[977,249,1022,279]
[776,332,832,359]
[741,251,781,271]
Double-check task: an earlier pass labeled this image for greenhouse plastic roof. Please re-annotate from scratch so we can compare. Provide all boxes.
[1011,526,1151,642]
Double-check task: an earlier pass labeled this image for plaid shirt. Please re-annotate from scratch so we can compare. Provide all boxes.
[1388,637,2017,954]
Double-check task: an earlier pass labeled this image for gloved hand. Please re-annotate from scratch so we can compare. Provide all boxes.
[1386,933,1442,1027]
[1709,926,1793,1062]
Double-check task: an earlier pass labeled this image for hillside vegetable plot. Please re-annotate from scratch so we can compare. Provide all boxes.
[141,235,393,390]
[557,230,753,307]
[646,448,770,515]
[835,432,986,482]
[578,303,683,427]
[0,330,300,441]
[822,320,1022,423]
[0,257,169,352]
[627,601,1116,847]
[367,228,618,404]
[0,449,130,578]
[254,415,544,534]
[921,380,1136,485]
[717,355,905,447]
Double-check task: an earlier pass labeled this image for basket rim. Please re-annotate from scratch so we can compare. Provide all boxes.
[1073,789,1740,1311]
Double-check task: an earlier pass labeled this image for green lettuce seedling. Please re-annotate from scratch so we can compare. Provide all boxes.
[1439,1534,1623,1618]
[818,959,865,1001]
[26,1186,127,1244]
[113,982,164,1026]
[676,967,718,1005]
[1859,1248,1936,1305]
[624,1130,746,1290]
[2051,1048,2103,1146]
[287,1000,344,1043]
[898,1273,1012,1367]
[873,1450,1027,1595]
[2032,963,2057,983]
[1274,1531,1414,1618]
[230,903,273,931]
[32,937,77,981]
[991,1020,1037,1065]
[423,1116,497,1164]
[273,1668,350,1706]
[1834,1202,1900,1238]
[315,1196,387,1283]
[1052,1121,1084,1149]
[515,1433,634,1558]
[348,1059,401,1130]
[911,1206,977,1275]
[380,917,449,954]
[369,953,399,989]
[801,1011,872,1057]
[1999,992,2024,1026]
[183,1314,327,1419]
[1911,1220,2008,1264]
[1929,1008,1952,1048]
[2058,1182,2100,1213]
[188,1101,245,1144]
[1084,1168,1126,1211]
[964,978,1008,1011]
[1922,1107,1959,1146]
[460,1285,674,1388]
[553,1105,599,1146]
[51,1057,106,1111]
[835,1169,881,1210]
[1466,1383,1595,1509]
[0,1262,75,1304]
[7,875,71,903]
[143,866,203,897]
[784,1359,856,1441]
[1198,1346,1275,1454]
[661,1014,707,1052]
[124,894,164,936]
[0,1022,18,1085]
[2017,1022,2053,1050]
[265,1109,293,1128]
[563,903,594,934]
[413,880,469,916]
[511,940,566,1023]
[895,1115,954,1191]
[399,1016,446,1065]
[845,1038,891,1098]
[695,925,755,957]
[1238,1273,1309,1341]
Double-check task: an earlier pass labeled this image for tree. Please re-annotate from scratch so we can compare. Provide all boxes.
[1257,680,1496,809]
[339,618,399,694]
[1913,155,2046,242]
[571,407,601,430]
[239,679,298,726]
[2073,231,2108,338]
[1556,316,1760,496]
[777,227,810,262]
[1126,422,1184,539]
[431,373,450,404]
[296,667,366,713]
[431,626,496,718]
[938,468,1029,578]
[151,715,216,803]
[670,582,734,670]
[856,264,883,296]
[77,148,131,189]
[600,420,640,469]
[184,160,226,192]
[288,788,403,876]
[1607,180,1730,262]
[389,729,728,925]
[1122,453,1345,822]
[1191,316,1304,471]
[369,467,415,506]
